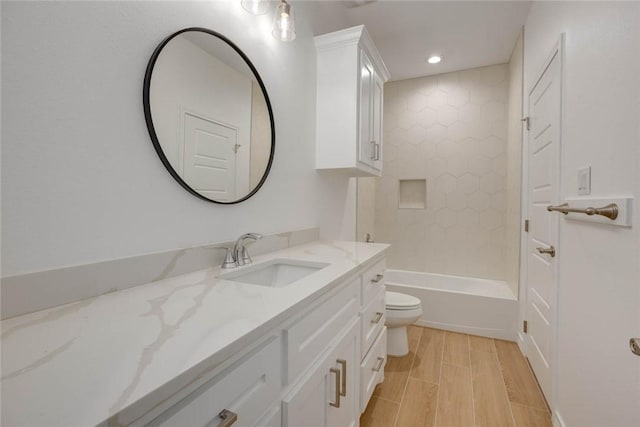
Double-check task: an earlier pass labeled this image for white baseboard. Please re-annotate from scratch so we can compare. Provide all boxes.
[415,319,516,341]
[553,410,567,427]
[517,331,527,354]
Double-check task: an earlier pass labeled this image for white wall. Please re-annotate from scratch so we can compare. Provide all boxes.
[523,2,640,426]
[1,0,354,277]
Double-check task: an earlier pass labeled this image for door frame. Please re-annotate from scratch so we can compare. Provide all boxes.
[519,33,565,412]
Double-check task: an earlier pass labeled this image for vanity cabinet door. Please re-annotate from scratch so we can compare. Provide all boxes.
[282,343,333,427]
[283,319,360,427]
[326,319,360,427]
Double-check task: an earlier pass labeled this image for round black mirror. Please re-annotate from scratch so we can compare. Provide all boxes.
[143,28,275,204]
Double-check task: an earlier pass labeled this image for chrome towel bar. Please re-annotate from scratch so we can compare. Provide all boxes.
[546,203,619,220]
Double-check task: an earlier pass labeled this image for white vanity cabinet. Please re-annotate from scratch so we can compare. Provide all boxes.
[144,255,387,427]
[315,25,390,177]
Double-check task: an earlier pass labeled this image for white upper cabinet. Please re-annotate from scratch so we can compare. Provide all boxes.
[315,25,390,177]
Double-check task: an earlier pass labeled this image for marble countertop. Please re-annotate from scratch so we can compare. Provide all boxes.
[1,240,388,427]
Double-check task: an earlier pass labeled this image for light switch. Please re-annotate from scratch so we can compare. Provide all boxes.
[577,166,591,195]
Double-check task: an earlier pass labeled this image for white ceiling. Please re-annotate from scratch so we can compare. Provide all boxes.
[301,0,531,81]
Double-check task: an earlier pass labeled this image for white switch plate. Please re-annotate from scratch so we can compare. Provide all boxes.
[577,166,591,195]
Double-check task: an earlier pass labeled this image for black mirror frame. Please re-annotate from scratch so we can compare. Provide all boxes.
[143,27,276,205]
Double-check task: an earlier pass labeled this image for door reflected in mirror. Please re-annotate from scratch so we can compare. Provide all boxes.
[144,28,274,204]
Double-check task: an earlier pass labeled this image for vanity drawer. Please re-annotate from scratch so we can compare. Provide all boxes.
[361,286,386,358]
[150,336,281,427]
[360,327,387,413]
[361,259,386,307]
[284,278,360,384]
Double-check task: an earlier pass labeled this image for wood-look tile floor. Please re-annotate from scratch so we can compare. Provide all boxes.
[361,326,551,427]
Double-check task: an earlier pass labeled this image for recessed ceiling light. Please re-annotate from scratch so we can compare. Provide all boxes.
[427,55,442,64]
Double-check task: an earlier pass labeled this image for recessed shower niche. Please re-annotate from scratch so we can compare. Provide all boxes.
[398,179,427,209]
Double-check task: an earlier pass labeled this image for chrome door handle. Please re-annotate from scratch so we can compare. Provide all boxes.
[217,409,238,427]
[329,367,341,408]
[370,140,376,161]
[372,356,385,372]
[536,245,556,257]
[337,359,347,397]
[371,273,384,283]
[374,142,381,161]
[371,312,384,324]
[630,338,640,356]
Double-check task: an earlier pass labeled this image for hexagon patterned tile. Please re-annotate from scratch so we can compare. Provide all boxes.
[374,64,509,280]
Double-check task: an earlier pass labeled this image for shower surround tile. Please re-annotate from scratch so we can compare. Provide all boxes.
[376,64,509,280]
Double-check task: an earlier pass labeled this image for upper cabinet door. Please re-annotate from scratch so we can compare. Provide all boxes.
[358,51,375,169]
[315,25,390,177]
[371,73,384,171]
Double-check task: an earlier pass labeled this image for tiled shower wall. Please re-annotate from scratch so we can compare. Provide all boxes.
[369,64,510,280]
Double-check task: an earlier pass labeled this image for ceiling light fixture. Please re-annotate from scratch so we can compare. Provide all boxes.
[427,55,442,64]
[272,0,296,42]
[241,0,270,15]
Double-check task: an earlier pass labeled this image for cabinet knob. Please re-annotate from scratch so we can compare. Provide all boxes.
[217,409,238,427]
[372,356,385,372]
[329,367,341,408]
[369,141,381,161]
[371,274,384,283]
[371,312,384,324]
[337,359,347,397]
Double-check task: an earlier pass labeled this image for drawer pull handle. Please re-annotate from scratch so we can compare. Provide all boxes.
[329,367,341,408]
[372,356,385,372]
[371,274,384,283]
[217,409,238,427]
[371,312,384,324]
[337,359,347,396]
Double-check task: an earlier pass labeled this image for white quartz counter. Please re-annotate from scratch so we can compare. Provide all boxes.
[1,240,388,427]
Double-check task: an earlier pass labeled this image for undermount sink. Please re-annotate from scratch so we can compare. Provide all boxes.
[219,259,330,288]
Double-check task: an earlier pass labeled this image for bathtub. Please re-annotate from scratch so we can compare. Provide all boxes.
[384,269,518,340]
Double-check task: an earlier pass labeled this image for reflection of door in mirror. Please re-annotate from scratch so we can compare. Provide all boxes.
[183,113,238,201]
[151,34,259,199]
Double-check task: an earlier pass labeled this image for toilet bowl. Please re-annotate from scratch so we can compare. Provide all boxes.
[385,291,423,356]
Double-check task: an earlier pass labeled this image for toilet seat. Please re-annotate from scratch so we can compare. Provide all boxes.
[385,291,421,311]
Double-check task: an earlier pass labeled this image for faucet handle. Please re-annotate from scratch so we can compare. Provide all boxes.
[212,246,237,269]
[239,246,253,265]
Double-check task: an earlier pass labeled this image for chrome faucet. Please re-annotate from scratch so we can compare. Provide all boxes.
[221,233,263,269]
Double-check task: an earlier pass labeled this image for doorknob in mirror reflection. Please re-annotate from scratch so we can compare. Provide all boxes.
[143,28,275,204]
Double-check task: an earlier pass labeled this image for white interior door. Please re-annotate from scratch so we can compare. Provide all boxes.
[525,43,562,403]
[183,113,237,201]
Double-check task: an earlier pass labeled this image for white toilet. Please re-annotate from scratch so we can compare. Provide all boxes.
[385,291,423,356]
